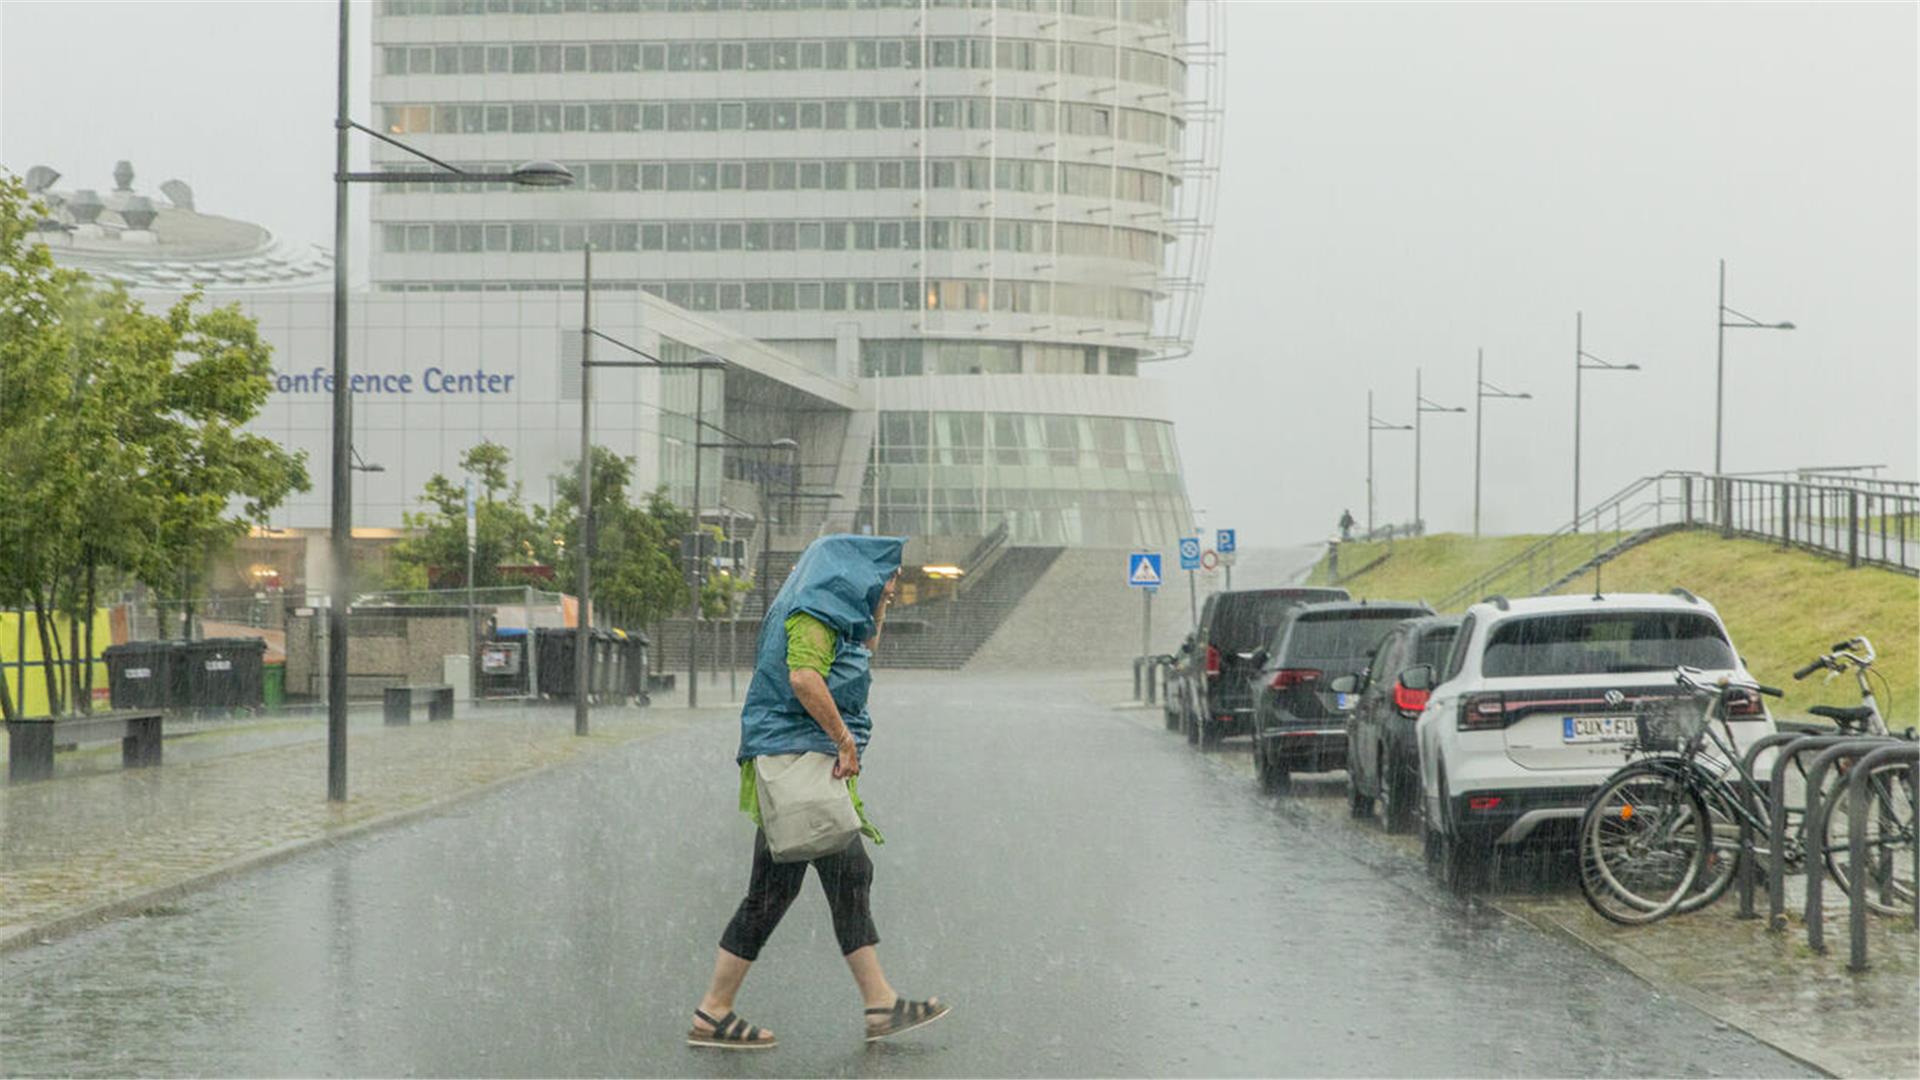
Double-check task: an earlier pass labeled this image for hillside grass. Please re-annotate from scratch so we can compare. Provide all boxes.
[1305,531,1625,607]
[1308,528,1918,729]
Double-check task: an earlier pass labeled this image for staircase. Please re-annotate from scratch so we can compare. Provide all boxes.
[872,546,1064,669]
[1537,523,1688,595]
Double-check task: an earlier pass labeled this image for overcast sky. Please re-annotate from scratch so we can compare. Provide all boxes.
[3,2,1914,548]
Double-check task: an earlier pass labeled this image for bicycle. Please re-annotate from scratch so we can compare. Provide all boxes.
[1578,640,1915,925]
[1795,637,1916,917]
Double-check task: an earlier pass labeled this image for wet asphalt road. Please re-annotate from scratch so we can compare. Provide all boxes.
[0,671,1813,1078]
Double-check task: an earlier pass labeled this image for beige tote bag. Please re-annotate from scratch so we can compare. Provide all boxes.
[754,751,861,863]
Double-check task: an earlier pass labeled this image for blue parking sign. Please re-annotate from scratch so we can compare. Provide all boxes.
[1178,536,1201,570]
[1216,528,1236,554]
[1127,552,1163,588]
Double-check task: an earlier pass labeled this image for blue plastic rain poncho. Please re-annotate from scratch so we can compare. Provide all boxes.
[736,533,905,764]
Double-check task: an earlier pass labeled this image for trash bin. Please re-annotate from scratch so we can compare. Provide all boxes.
[262,661,286,707]
[534,626,578,699]
[103,640,187,710]
[182,637,265,710]
[478,633,527,698]
[621,631,651,704]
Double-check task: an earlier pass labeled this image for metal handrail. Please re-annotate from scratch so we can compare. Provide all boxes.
[1844,742,1920,970]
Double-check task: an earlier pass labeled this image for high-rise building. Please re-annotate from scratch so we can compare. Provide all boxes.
[369,0,1221,552]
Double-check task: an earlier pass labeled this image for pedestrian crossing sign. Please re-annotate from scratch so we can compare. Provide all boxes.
[1128,552,1163,588]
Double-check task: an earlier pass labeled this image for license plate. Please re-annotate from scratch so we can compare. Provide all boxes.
[1563,715,1636,743]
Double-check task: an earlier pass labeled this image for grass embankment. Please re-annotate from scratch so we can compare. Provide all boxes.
[1304,531,1626,605]
[1309,529,1918,728]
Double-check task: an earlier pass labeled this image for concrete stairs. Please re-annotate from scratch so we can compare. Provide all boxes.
[872,546,1064,670]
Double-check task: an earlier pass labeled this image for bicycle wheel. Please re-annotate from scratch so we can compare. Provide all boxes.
[1820,760,1917,916]
[1673,782,1744,915]
[1580,765,1710,926]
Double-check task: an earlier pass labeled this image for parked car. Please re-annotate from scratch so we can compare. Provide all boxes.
[1164,632,1195,732]
[1414,592,1775,891]
[1337,615,1464,831]
[1250,600,1433,791]
[1180,587,1350,747]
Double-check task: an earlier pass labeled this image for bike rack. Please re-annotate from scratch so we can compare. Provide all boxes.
[1735,731,1820,919]
[1845,742,1920,971]
[1765,735,1887,929]
[1801,738,1903,952]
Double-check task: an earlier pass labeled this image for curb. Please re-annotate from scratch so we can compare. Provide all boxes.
[0,719,681,957]
[1490,899,1851,1078]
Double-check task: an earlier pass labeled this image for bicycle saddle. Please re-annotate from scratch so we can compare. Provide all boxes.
[1808,704,1875,729]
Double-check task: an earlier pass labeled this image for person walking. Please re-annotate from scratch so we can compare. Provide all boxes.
[687,533,949,1050]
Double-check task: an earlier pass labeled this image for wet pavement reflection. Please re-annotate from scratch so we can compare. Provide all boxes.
[0,671,1814,1077]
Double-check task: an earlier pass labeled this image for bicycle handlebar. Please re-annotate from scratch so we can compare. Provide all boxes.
[1793,659,1825,681]
[1756,684,1785,698]
[1831,640,1854,653]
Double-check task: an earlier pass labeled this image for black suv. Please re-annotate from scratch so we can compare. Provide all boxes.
[1337,614,1463,830]
[1177,587,1349,747]
[1250,600,1432,791]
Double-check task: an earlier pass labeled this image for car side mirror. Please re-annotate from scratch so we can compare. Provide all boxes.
[1328,673,1360,694]
[1399,664,1435,692]
[1242,648,1268,668]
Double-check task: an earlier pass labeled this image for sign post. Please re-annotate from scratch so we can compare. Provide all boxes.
[465,478,477,697]
[1178,537,1201,626]
[1216,528,1237,591]
[1128,552,1162,678]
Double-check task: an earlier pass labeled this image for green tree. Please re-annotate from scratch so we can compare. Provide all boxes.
[390,441,549,591]
[548,447,702,628]
[0,172,310,716]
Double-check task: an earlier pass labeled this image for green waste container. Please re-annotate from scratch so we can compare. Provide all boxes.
[262,661,286,707]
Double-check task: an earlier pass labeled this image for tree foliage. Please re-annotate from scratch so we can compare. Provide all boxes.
[0,172,310,716]
[390,440,552,591]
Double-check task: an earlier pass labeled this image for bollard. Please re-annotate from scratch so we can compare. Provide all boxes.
[1737,731,1815,919]
[1145,658,1159,705]
[1847,743,1920,972]
[1801,739,1896,952]
[1133,656,1144,700]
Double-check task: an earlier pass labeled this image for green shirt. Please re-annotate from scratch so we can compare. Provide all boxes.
[738,611,882,844]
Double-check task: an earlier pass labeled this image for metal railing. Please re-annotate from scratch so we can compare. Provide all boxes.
[1693,474,1918,574]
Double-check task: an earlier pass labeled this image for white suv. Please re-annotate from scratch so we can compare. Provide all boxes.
[1412,592,1775,889]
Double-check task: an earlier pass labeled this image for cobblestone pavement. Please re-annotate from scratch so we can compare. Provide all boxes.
[1121,695,1920,1079]
[0,700,700,952]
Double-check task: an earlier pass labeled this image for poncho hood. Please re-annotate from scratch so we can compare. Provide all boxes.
[766,533,905,642]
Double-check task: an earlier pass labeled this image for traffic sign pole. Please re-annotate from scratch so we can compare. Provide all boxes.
[1216,528,1237,591]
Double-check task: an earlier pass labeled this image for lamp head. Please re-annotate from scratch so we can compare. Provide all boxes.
[510,160,575,188]
[771,438,799,450]
[1775,321,1796,331]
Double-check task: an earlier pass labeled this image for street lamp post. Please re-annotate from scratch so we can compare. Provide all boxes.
[571,250,722,732]
[1573,312,1642,532]
[1472,347,1532,538]
[1413,368,1466,535]
[1714,259,1795,476]
[1366,391,1413,538]
[328,0,572,800]
[696,437,799,689]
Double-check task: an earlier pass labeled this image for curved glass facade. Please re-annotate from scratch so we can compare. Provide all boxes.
[371,0,1204,548]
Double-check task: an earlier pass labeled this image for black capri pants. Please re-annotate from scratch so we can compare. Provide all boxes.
[719,829,879,961]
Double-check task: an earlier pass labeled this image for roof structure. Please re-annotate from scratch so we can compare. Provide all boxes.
[26,160,332,292]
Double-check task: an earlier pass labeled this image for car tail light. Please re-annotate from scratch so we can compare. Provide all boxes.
[1457,692,1508,731]
[1392,684,1430,718]
[1468,796,1503,811]
[1724,687,1765,718]
[1268,668,1321,690]
[1204,645,1220,678]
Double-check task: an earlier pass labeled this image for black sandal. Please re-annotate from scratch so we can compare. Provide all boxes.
[687,1008,776,1050]
[864,996,950,1042]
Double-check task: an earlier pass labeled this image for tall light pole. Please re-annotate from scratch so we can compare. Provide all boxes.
[1472,347,1531,537]
[1366,391,1413,538]
[328,0,571,800]
[1413,368,1466,535]
[1714,258,1795,476]
[1573,311,1641,531]
[571,257,723,732]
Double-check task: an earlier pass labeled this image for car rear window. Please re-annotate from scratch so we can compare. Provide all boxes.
[1412,626,1459,669]
[1210,589,1349,651]
[1481,611,1735,677]
[1282,608,1427,663]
